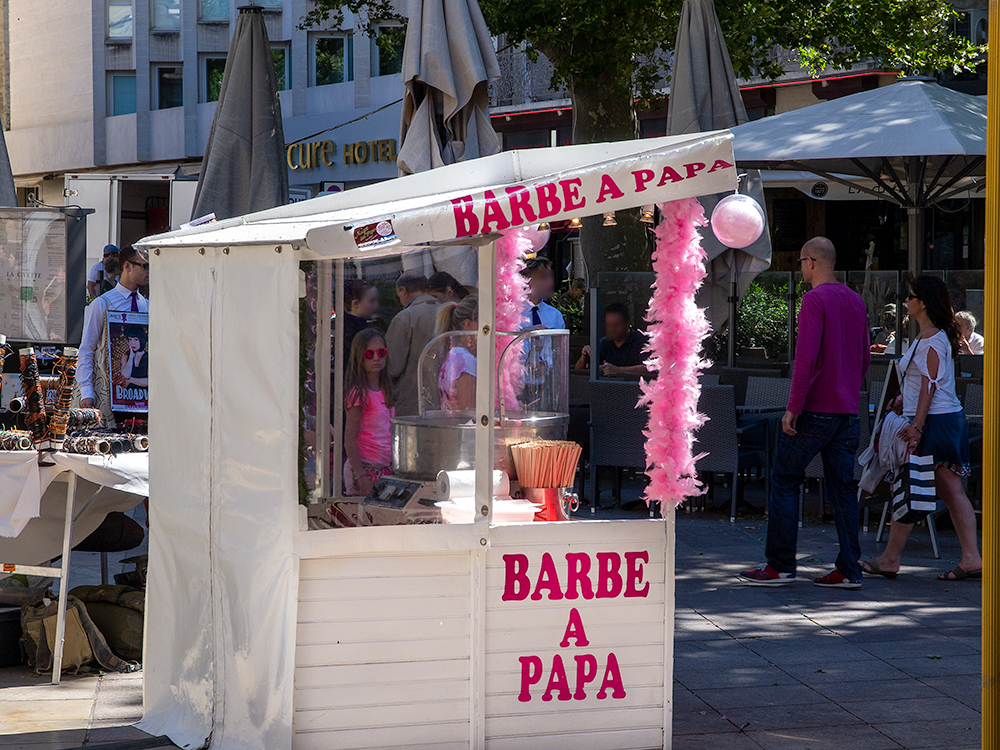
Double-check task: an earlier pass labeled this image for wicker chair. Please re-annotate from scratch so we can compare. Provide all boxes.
[964,382,984,418]
[699,373,720,386]
[588,380,649,509]
[716,366,782,406]
[958,354,984,380]
[694,385,770,522]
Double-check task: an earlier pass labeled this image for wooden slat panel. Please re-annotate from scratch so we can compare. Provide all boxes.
[486,623,662,653]
[297,616,468,645]
[486,705,663,736]
[295,659,469,689]
[485,727,663,750]
[299,574,469,601]
[300,553,470,580]
[298,595,469,623]
[487,663,665,695]
[485,685,665,716]
[293,722,469,750]
[295,698,468,732]
[485,603,663,630]
[295,679,470,709]
[296,636,470,667]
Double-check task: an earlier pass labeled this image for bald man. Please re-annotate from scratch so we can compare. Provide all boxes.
[739,237,870,589]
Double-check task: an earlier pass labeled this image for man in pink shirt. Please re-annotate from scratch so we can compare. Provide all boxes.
[739,237,870,589]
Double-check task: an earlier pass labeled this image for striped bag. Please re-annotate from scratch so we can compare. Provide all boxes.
[890,453,937,523]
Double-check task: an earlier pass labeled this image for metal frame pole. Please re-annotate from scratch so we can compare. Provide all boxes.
[332,260,345,498]
[314,261,333,500]
[474,242,497,533]
[982,7,999,744]
[51,472,78,685]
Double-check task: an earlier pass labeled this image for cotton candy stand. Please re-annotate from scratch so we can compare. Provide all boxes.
[136,132,739,750]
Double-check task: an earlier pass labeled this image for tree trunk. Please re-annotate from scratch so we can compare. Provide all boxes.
[569,70,651,276]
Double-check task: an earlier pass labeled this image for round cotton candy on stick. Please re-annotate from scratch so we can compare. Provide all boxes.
[710,194,765,249]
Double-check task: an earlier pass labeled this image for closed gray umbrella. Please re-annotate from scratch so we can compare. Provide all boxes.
[191,5,288,222]
[0,130,15,207]
[397,0,501,283]
[731,78,986,275]
[666,0,772,364]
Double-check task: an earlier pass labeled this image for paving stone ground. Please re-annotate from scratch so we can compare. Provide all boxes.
[671,501,982,750]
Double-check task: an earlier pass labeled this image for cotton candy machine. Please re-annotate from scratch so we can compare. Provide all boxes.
[391,329,570,482]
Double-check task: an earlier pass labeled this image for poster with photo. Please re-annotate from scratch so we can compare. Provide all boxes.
[107,311,149,412]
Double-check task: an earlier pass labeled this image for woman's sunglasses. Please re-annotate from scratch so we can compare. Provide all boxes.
[363,348,387,360]
[906,293,919,301]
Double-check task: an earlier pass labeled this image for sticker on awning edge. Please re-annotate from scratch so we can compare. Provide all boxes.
[353,219,400,250]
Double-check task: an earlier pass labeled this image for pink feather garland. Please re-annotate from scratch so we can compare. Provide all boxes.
[494,228,533,409]
[639,198,712,508]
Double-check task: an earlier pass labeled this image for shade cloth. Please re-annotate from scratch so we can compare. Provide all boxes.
[190,5,288,222]
[396,0,501,284]
[666,0,771,334]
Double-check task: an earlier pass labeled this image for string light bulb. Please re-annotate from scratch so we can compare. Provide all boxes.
[602,212,617,227]
[537,221,550,231]
[640,205,655,225]
[568,217,582,229]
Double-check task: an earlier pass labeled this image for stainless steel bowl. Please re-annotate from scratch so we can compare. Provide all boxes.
[391,410,570,481]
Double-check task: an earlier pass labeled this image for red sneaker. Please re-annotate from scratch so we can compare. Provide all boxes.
[814,570,862,589]
[737,564,796,586]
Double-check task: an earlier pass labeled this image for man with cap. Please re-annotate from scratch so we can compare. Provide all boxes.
[87,245,120,299]
[78,245,150,426]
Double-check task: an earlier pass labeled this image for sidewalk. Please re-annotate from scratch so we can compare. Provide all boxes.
[673,511,982,750]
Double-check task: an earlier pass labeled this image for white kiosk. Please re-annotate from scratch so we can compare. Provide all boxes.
[136,132,737,750]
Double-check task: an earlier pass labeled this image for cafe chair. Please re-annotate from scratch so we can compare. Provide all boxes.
[693,385,769,523]
[587,380,649,510]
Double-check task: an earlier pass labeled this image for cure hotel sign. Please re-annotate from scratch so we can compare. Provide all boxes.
[287,138,398,170]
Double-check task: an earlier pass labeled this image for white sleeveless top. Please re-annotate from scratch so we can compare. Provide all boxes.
[898,331,962,416]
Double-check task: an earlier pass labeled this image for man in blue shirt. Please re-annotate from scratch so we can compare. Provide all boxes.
[520,257,565,409]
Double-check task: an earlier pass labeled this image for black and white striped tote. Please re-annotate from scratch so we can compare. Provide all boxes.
[890,453,937,523]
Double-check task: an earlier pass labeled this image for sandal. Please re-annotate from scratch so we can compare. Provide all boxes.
[938,566,983,581]
[860,559,898,580]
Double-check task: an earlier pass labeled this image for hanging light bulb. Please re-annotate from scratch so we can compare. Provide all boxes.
[568,217,582,229]
[640,205,655,225]
[602,212,617,227]
[537,221,550,231]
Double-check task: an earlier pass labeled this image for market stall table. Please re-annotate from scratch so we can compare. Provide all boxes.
[0,451,148,683]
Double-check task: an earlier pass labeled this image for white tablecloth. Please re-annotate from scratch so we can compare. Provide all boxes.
[0,452,148,552]
[0,451,43,537]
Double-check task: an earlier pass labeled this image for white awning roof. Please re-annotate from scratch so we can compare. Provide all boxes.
[138,132,736,260]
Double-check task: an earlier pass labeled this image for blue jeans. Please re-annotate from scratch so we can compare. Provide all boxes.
[765,412,862,582]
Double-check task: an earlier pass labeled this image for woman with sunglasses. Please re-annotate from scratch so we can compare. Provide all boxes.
[861,275,981,581]
[343,328,395,496]
[436,295,479,411]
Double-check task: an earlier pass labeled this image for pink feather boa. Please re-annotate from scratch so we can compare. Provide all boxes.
[494,228,532,408]
[639,198,711,508]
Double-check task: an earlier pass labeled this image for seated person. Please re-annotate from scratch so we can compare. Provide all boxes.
[436,295,479,411]
[870,304,897,355]
[575,302,649,376]
[956,310,984,354]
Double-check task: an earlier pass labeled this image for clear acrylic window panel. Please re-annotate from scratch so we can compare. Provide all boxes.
[108,1,133,38]
[110,74,137,116]
[152,0,180,29]
[199,0,227,19]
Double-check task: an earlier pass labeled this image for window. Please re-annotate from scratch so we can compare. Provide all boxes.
[153,66,183,109]
[199,0,227,19]
[310,35,353,86]
[108,0,133,38]
[202,55,226,102]
[152,0,180,29]
[272,46,290,91]
[109,73,137,116]
[255,0,283,6]
[370,25,405,78]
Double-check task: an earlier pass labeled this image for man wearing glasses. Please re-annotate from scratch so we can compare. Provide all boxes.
[78,246,151,427]
[739,237,870,589]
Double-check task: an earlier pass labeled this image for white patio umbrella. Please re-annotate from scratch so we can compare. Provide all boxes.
[191,4,289,222]
[731,78,987,276]
[666,0,772,365]
[396,0,501,283]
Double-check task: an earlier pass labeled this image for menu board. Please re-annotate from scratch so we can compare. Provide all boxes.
[0,210,76,343]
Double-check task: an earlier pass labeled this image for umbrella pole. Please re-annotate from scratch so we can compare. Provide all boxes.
[982,7,1000,746]
[727,263,737,367]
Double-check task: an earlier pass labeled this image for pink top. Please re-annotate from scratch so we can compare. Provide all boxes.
[439,347,477,411]
[346,387,394,465]
[787,283,871,415]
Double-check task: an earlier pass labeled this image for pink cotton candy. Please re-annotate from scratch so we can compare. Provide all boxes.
[495,228,532,409]
[639,198,712,508]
